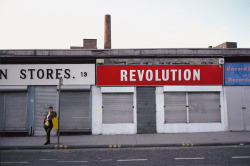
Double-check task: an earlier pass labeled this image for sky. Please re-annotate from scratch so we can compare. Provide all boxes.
[0,0,249,49]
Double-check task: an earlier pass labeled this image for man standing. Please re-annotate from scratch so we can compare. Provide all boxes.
[44,106,57,145]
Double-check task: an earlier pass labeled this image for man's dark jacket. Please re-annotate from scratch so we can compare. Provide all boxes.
[44,111,57,126]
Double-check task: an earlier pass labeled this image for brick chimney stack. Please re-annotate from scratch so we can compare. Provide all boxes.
[214,42,237,48]
[104,14,111,49]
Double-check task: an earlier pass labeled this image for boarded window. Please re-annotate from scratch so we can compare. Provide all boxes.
[0,93,4,130]
[164,93,187,123]
[103,93,133,124]
[60,91,90,130]
[0,92,27,130]
[164,92,221,123]
[189,92,221,123]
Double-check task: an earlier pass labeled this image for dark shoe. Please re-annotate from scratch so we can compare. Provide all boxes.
[44,142,50,145]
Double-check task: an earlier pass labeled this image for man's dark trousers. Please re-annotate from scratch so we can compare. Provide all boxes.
[44,125,53,143]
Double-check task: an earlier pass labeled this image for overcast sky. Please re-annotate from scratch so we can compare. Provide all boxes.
[0,0,249,49]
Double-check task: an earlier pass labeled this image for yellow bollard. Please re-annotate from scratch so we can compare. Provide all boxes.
[52,117,58,130]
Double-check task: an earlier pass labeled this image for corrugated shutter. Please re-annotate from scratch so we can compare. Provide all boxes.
[60,91,90,130]
[189,92,221,123]
[0,93,4,130]
[4,92,27,130]
[103,93,133,124]
[137,87,156,133]
[164,92,187,123]
[34,86,57,136]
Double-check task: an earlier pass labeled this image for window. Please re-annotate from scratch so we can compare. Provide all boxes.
[0,92,27,130]
[60,91,90,130]
[164,93,187,123]
[164,92,221,123]
[102,93,133,124]
[189,92,221,123]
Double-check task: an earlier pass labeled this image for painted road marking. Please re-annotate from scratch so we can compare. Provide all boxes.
[232,156,250,159]
[57,161,88,163]
[42,150,53,152]
[117,159,148,162]
[40,159,56,161]
[100,159,113,161]
[0,161,29,164]
[175,157,205,160]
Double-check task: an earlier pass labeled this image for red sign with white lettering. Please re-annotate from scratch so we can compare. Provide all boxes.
[97,65,223,86]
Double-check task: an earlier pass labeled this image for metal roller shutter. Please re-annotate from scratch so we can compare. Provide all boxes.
[103,93,133,124]
[0,93,5,130]
[164,92,187,123]
[4,92,27,130]
[34,86,57,136]
[189,92,221,123]
[137,87,156,133]
[60,91,90,130]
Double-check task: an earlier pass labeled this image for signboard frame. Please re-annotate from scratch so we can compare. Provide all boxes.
[225,63,250,86]
[0,64,96,85]
[97,65,224,86]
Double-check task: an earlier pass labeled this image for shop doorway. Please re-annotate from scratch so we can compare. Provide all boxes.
[226,86,250,131]
[137,87,156,133]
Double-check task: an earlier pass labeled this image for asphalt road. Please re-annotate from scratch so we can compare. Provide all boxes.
[1,145,250,166]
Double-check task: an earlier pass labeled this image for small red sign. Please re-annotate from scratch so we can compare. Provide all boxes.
[97,65,223,86]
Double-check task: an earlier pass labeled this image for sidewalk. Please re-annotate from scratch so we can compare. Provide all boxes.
[1,132,250,150]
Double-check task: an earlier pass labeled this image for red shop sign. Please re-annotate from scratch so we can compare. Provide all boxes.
[97,65,223,86]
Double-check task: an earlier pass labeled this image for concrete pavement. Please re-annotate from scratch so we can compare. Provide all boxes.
[1,132,250,150]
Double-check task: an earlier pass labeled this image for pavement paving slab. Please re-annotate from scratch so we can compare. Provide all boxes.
[95,135,118,145]
[1,132,250,150]
[135,134,187,145]
[116,134,137,145]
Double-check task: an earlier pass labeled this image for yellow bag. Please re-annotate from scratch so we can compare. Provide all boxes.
[52,117,58,130]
